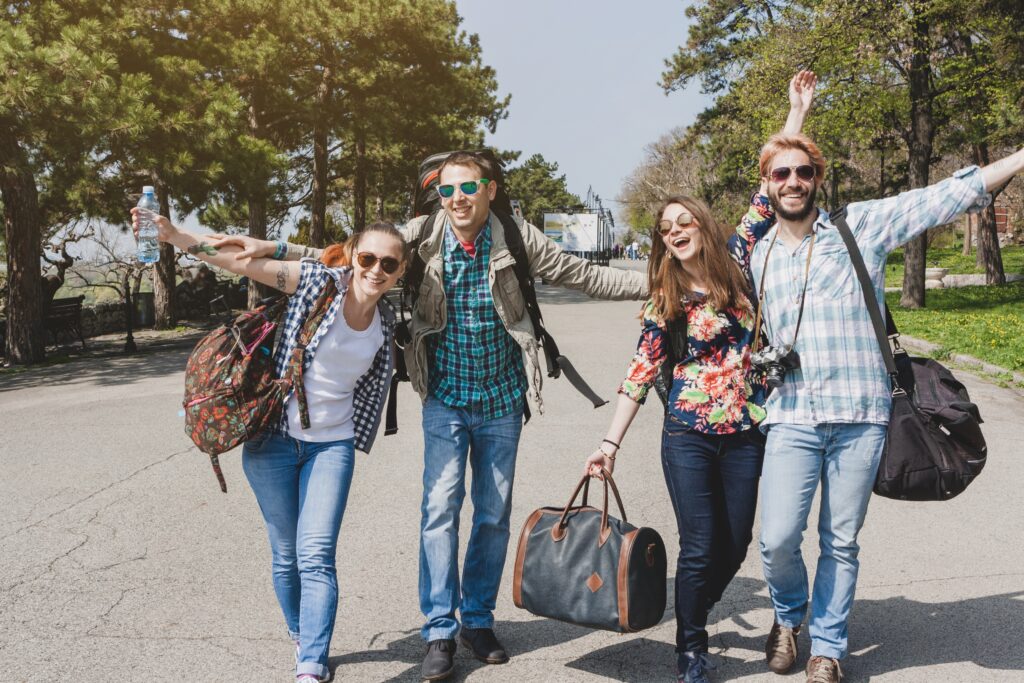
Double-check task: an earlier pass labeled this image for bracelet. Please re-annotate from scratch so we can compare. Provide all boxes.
[273,241,287,260]
[602,438,620,449]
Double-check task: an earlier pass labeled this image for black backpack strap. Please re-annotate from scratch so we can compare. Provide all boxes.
[497,212,608,409]
[829,207,901,389]
[659,312,688,411]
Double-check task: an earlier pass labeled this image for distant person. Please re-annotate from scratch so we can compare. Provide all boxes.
[132,209,406,683]
[208,150,647,681]
[752,116,1024,681]
[630,240,640,260]
[584,71,815,683]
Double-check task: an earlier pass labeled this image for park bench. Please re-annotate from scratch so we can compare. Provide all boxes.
[44,295,86,350]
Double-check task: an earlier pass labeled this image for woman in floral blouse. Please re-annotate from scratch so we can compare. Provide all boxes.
[584,71,816,683]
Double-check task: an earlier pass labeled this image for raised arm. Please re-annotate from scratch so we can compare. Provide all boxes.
[758,70,817,194]
[130,209,301,294]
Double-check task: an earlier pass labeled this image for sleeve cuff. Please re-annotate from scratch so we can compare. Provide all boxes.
[953,165,992,214]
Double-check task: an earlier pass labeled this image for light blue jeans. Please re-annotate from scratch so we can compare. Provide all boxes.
[243,432,356,680]
[758,423,887,660]
[418,397,523,641]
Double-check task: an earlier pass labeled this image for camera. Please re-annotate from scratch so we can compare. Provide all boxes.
[750,345,800,389]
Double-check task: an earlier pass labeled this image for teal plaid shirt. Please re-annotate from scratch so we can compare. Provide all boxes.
[427,220,525,418]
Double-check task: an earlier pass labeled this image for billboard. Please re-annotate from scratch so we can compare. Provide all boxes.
[543,212,600,251]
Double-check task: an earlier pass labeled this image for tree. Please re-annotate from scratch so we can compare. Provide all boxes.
[1,2,147,364]
[503,154,582,227]
[658,0,1024,305]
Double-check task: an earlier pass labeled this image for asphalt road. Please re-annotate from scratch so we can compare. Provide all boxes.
[2,275,1022,682]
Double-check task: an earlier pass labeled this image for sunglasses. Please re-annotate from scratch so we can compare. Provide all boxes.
[355,252,401,275]
[656,210,696,235]
[436,178,490,199]
[769,164,816,183]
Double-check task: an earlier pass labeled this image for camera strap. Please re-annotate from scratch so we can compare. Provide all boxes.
[752,226,816,353]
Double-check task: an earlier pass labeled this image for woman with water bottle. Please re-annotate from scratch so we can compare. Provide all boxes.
[131,206,406,683]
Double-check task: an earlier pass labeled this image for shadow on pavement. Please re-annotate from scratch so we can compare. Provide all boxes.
[0,345,192,393]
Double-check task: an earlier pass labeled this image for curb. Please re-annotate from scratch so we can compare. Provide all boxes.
[898,333,1024,387]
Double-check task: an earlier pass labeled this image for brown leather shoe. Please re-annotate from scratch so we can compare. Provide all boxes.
[806,655,843,682]
[765,622,800,674]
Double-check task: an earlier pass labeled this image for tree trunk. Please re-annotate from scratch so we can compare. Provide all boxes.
[247,194,268,309]
[353,130,367,232]
[122,268,137,354]
[247,96,269,309]
[972,143,1006,284]
[310,63,332,248]
[899,12,934,309]
[0,134,46,364]
[963,213,974,256]
[152,177,177,329]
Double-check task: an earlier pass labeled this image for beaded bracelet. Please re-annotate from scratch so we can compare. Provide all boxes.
[273,241,287,260]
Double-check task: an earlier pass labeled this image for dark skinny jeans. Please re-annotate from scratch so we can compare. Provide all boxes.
[661,416,764,654]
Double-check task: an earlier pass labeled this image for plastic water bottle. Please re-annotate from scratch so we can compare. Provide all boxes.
[136,186,160,263]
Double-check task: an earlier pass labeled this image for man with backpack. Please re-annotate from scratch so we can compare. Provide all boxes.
[219,150,646,680]
[751,134,1024,683]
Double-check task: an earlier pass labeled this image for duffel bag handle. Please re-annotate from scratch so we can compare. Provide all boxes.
[552,469,627,546]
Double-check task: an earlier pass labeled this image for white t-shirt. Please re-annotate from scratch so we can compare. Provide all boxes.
[286,296,382,443]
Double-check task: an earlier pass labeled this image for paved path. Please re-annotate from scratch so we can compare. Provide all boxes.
[2,275,1023,682]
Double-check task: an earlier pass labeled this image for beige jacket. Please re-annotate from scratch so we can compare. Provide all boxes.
[401,212,646,414]
[288,211,648,414]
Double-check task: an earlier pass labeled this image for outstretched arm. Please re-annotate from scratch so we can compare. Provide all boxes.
[130,209,300,294]
[980,146,1024,192]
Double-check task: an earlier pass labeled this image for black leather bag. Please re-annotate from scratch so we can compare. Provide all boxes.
[832,208,987,500]
[511,470,667,632]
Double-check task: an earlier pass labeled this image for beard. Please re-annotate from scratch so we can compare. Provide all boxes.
[768,183,818,222]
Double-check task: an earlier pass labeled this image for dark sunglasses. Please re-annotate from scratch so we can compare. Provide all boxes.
[355,252,401,274]
[436,178,490,199]
[656,210,696,235]
[769,164,816,183]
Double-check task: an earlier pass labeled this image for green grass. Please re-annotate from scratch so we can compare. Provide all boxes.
[886,281,1024,371]
[884,246,1024,287]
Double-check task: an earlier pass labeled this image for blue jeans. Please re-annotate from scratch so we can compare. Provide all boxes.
[419,397,523,641]
[758,423,887,660]
[242,432,356,679]
[661,417,764,654]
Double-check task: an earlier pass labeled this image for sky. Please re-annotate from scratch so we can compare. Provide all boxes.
[456,0,711,225]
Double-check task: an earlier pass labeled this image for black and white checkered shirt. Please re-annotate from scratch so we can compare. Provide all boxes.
[270,259,396,452]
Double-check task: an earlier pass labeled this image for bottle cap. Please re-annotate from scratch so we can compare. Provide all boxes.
[142,185,155,194]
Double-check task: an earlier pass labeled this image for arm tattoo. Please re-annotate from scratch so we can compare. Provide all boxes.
[276,263,288,290]
[186,241,220,256]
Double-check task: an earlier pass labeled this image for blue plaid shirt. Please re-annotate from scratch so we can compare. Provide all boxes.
[427,220,525,418]
[750,166,990,428]
[271,259,396,451]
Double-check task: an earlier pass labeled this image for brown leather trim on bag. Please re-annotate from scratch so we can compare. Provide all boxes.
[617,529,640,632]
[512,508,546,608]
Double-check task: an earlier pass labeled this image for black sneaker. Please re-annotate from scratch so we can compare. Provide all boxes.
[459,627,509,664]
[421,639,456,681]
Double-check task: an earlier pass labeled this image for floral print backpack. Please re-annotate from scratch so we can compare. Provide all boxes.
[183,283,335,491]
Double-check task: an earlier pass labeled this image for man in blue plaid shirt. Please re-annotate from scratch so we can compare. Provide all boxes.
[751,134,1024,683]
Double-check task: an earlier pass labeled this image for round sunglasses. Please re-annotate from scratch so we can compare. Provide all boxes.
[436,178,490,199]
[355,251,401,274]
[769,164,815,183]
[656,210,696,235]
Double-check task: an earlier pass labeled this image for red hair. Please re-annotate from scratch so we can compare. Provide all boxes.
[759,133,827,183]
[319,243,349,267]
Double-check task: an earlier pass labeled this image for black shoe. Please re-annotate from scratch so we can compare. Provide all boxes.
[459,627,509,664]
[421,639,456,681]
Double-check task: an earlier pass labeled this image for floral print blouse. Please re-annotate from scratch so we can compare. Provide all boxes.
[618,194,774,434]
